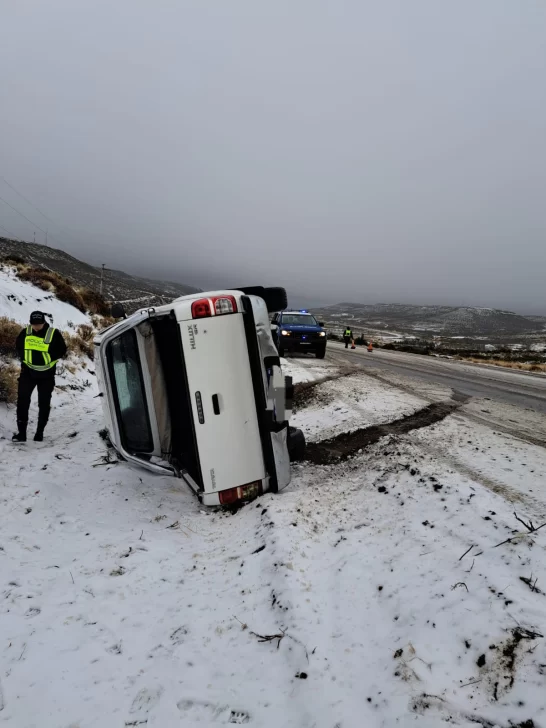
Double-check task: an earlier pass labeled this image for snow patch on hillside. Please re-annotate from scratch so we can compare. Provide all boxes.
[0,267,90,330]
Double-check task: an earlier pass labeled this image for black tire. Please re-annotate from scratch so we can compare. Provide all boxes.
[315,346,326,359]
[262,287,288,313]
[288,427,306,461]
[278,345,285,358]
[230,285,287,313]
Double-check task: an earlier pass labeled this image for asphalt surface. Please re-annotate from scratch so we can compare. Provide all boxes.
[327,342,546,415]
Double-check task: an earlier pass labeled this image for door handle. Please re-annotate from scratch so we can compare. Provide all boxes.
[212,394,220,415]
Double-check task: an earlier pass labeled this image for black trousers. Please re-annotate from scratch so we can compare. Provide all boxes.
[343,336,351,349]
[16,369,55,430]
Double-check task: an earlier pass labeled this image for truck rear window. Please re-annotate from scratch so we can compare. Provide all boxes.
[107,330,153,453]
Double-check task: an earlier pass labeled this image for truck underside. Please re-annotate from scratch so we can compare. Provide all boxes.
[143,315,202,488]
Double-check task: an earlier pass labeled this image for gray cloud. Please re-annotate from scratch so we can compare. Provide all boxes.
[1,0,546,312]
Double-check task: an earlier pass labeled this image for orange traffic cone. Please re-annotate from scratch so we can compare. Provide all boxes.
[367,343,373,352]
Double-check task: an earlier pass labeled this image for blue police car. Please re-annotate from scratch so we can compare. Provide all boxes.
[271,310,327,359]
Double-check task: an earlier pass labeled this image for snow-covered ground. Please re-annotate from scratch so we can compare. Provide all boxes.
[0,267,90,330]
[280,356,335,385]
[291,373,427,442]
[2,314,546,725]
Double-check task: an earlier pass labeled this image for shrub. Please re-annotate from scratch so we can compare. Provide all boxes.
[65,333,94,360]
[16,267,86,312]
[76,324,94,342]
[91,314,116,330]
[0,317,22,358]
[0,361,19,404]
[54,281,86,312]
[2,254,26,266]
[79,288,110,316]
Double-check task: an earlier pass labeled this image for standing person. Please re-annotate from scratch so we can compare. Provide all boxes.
[343,326,353,349]
[12,311,67,442]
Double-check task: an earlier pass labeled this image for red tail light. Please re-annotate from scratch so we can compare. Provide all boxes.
[191,299,212,318]
[219,480,263,505]
[191,296,238,319]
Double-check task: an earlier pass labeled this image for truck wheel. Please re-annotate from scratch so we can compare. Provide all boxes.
[262,287,288,313]
[315,346,326,359]
[288,427,306,461]
[278,345,285,357]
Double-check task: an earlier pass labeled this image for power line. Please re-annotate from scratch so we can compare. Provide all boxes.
[0,193,59,244]
[0,223,23,241]
[1,177,59,230]
[0,177,98,250]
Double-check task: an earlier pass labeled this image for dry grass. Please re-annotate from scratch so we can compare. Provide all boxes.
[76,323,94,342]
[91,314,116,330]
[11,263,111,317]
[2,254,26,266]
[78,288,111,317]
[0,361,19,404]
[462,357,546,373]
[0,316,22,358]
[17,267,86,311]
[65,333,94,360]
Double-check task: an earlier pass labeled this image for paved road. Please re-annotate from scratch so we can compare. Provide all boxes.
[327,342,546,414]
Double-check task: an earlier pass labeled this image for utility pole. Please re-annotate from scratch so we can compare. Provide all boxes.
[45,228,48,246]
[33,232,36,243]
[100,264,106,295]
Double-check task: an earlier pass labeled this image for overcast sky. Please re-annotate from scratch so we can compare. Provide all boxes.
[1,0,546,312]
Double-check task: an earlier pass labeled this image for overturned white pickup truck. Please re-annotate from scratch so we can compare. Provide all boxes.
[94,286,304,506]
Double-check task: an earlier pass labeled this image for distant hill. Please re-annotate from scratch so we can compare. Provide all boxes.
[0,237,201,313]
[314,301,542,337]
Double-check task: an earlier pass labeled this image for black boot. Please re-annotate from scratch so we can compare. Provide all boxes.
[12,421,27,442]
[34,428,44,442]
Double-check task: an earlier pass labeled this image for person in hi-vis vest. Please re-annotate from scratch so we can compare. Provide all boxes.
[343,326,353,349]
[13,311,67,442]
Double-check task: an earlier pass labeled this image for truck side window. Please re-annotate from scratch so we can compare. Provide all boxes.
[107,330,153,453]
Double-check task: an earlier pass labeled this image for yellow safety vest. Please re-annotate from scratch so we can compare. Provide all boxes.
[344,329,352,337]
[24,325,58,372]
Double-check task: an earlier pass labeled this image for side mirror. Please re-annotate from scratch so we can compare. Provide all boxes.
[318,322,325,327]
[111,303,127,319]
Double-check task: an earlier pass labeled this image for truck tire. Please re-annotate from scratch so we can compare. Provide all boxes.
[231,286,287,313]
[288,427,306,461]
[262,287,288,313]
[315,346,326,359]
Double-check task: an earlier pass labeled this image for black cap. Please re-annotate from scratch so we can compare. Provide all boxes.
[29,311,46,324]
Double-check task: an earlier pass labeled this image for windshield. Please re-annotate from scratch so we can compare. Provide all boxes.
[107,329,153,453]
[281,314,318,326]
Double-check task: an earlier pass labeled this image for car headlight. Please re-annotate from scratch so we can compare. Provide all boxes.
[281,330,291,336]
[318,332,326,337]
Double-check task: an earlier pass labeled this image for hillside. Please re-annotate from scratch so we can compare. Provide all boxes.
[0,236,201,313]
[315,301,542,338]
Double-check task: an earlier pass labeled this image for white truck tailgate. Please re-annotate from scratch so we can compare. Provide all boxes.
[179,313,265,493]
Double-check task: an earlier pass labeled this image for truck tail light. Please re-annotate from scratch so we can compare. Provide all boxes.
[191,299,212,319]
[191,296,238,319]
[212,295,237,315]
[218,480,263,506]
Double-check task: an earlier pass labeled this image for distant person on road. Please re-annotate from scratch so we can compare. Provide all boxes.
[12,311,67,442]
[343,327,353,349]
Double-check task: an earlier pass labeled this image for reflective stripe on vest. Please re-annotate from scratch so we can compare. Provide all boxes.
[24,325,58,371]
[344,329,352,337]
